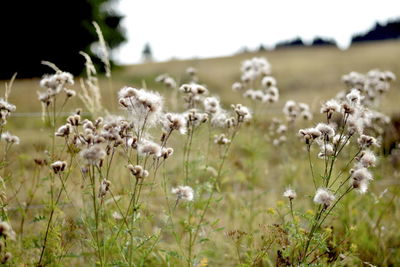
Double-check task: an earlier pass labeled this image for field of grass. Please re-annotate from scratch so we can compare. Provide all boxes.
[1,40,400,266]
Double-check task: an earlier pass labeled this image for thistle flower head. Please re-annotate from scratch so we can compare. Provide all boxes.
[318,143,334,158]
[162,113,187,134]
[316,123,335,140]
[127,164,149,179]
[356,150,377,168]
[283,188,296,200]
[98,179,111,198]
[51,160,67,174]
[118,87,163,130]
[261,76,277,88]
[346,89,363,105]
[172,186,194,201]
[0,221,15,240]
[298,128,321,145]
[232,104,252,122]
[185,109,208,127]
[137,139,162,158]
[203,97,221,114]
[321,99,340,119]
[214,134,231,145]
[232,82,243,91]
[80,145,106,165]
[1,132,19,145]
[357,134,379,149]
[350,167,373,193]
[313,188,335,207]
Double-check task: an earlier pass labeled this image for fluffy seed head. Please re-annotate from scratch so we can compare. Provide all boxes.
[51,161,67,174]
[283,188,296,200]
[80,145,106,165]
[313,188,335,207]
[172,186,194,201]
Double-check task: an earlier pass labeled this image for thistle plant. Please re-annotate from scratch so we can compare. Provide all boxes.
[280,70,396,265]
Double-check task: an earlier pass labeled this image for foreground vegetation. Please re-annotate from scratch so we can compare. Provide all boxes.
[1,40,400,266]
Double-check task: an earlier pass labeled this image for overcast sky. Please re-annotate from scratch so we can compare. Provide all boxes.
[113,0,400,65]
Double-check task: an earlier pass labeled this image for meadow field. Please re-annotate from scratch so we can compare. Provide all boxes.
[1,40,400,266]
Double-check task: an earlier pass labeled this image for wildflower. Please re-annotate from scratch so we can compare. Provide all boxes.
[333,134,347,147]
[232,82,243,91]
[67,114,81,126]
[203,97,221,114]
[357,134,378,148]
[80,145,106,165]
[276,124,287,134]
[0,221,15,240]
[350,167,373,193]
[127,164,149,179]
[283,100,298,122]
[163,77,177,89]
[1,252,12,264]
[64,89,76,98]
[137,140,162,157]
[313,188,335,207]
[118,87,163,130]
[262,76,277,88]
[283,188,296,200]
[316,123,335,140]
[214,134,231,145]
[321,99,340,119]
[1,132,19,145]
[298,128,321,145]
[318,143,334,158]
[55,124,71,137]
[172,186,194,201]
[232,104,252,122]
[186,67,197,76]
[98,179,111,198]
[346,89,363,105]
[356,150,377,168]
[185,109,209,127]
[51,161,67,174]
[160,147,174,159]
[162,113,187,134]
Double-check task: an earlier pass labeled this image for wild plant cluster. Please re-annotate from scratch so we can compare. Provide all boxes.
[0,34,398,266]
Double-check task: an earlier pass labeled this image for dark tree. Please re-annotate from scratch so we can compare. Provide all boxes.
[0,0,126,79]
[311,37,337,47]
[351,19,400,44]
[275,37,305,49]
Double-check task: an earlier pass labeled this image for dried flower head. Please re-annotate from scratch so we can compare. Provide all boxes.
[321,99,340,119]
[313,188,335,207]
[283,188,296,200]
[350,167,373,193]
[316,123,335,141]
[137,139,162,157]
[1,132,20,145]
[357,134,378,149]
[162,113,187,134]
[80,145,106,165]
[172,186,194,201]
[98,179,111,198]
[51,161,67,174]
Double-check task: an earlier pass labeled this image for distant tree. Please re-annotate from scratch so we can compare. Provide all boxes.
[311,37,337,47]
[258,44,267,52]
[351,19,400,44]
[275,37,305,49]
[0,0,126,79]
[142,43,153,62]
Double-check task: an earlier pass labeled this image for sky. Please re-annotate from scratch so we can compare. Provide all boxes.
[113,0,400,65]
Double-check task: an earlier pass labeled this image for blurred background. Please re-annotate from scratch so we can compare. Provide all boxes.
[0,0,399,79]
